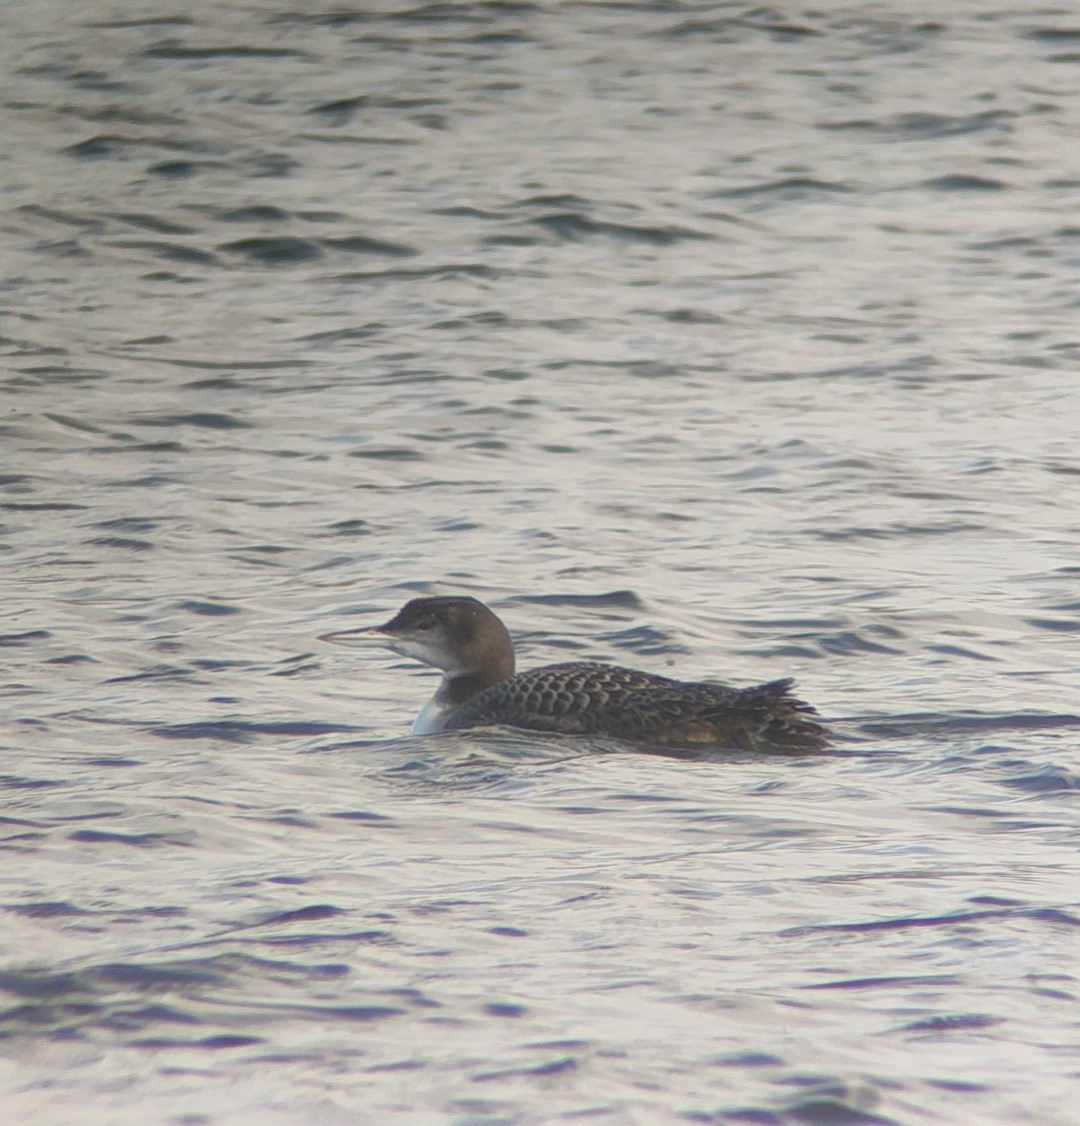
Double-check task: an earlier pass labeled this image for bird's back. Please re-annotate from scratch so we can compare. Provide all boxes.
[441,661,827,751]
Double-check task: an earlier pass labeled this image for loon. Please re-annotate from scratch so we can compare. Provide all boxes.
[322,595,829,752]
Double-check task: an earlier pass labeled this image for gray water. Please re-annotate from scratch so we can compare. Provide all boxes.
[3,2,1079,1123]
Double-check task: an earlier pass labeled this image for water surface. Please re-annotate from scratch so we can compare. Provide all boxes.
[2,2,1078,1123]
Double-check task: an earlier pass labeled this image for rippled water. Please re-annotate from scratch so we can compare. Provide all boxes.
[3,2,1079,1123]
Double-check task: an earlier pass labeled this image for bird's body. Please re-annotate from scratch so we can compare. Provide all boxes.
[440,660,822,750]
[322,595,828,753]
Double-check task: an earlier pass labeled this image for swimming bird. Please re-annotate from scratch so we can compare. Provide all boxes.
[323,595,828,752]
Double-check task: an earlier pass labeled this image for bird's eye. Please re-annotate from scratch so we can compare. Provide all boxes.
[416,619,435,631]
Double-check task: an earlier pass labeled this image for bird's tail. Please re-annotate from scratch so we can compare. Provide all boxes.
[738,677,830,751]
